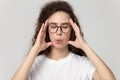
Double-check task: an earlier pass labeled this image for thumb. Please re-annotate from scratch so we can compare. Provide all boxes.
[68,41,74,45]
[46,42,52,48]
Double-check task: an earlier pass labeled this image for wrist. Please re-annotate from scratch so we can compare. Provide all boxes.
[30,46,41,56]
[80,42,90,51]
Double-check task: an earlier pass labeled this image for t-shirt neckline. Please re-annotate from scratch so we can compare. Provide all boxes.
[43,52,74,65]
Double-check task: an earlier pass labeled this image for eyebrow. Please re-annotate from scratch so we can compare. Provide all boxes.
[49,22,70,25]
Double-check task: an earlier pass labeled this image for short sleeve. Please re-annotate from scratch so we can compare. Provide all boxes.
[28,71,32,80]
[27,60,35,80]
[85,58,96,80]
[27,57,38,80]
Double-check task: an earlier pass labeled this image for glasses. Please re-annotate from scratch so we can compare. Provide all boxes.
[48,23,71,33]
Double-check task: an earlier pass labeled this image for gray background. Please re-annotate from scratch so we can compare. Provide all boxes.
[0,0,120,80]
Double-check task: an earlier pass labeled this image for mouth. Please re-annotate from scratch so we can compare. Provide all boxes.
[55,39,63,44]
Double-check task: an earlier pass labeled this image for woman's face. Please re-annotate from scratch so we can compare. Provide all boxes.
[48,11,71,49]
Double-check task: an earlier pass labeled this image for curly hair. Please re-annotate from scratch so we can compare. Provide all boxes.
[32,1,86,56]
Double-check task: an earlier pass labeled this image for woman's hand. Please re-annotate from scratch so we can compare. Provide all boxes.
[68,19,87,50]
[12,20,52,80]
[68,19,116,80]
[33,20,52,55]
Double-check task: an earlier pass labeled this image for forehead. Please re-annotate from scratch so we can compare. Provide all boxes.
[48,11,70,24]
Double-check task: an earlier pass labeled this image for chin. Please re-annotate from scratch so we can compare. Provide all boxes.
[52,43,67,50]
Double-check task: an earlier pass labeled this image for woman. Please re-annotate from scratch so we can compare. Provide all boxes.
[12,1,116,80]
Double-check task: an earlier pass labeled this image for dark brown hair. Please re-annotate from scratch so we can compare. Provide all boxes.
[32,1,86,56]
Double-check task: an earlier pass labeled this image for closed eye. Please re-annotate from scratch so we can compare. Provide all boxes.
[62,25,69,29]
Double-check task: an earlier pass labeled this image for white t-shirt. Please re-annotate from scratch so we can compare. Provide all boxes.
[28,52,96,80]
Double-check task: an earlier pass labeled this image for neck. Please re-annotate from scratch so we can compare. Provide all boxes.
[45,46,69,61]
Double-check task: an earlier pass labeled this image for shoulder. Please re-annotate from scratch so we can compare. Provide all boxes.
[72,52,88,63]
[31,54,45,69]
[72,52,96,75]
[71,52,94,67]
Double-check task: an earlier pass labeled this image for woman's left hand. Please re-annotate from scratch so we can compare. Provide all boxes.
[68,19,87,50]
[68,19,116,80]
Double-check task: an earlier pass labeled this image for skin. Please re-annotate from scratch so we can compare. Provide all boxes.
[46,11,71,60]
[12,11,116,80]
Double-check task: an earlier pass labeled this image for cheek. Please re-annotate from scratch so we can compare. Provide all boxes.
[49,33,53,41]
[48,32,54,41]
[64,33,71,41]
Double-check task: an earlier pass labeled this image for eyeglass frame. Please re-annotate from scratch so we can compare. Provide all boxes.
[48,23,72,33]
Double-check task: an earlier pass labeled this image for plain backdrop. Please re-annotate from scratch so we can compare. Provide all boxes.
[0,0,120,80]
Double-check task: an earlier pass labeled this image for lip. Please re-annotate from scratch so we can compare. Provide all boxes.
[55,39,63,44]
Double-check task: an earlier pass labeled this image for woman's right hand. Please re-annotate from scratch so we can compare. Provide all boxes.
[33,19,52,55]
[12,21,52,80]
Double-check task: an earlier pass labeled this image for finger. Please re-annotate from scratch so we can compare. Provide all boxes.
[35,23,44,42]
[40,19,48,33]
[43,19,49,32]
[42,19,49,40]
[39,23,45,33]
[73,22,84,37]
[39,22,46,37]
[69,19,79,33]
[69,19,77,31]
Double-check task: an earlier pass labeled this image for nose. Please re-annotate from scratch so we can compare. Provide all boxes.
[56,27,62,35]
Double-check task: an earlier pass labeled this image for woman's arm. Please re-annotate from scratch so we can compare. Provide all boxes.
[82,43,116,80]
[12,20,52,80]
[68,19,116,80]
[12,46,40,80]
